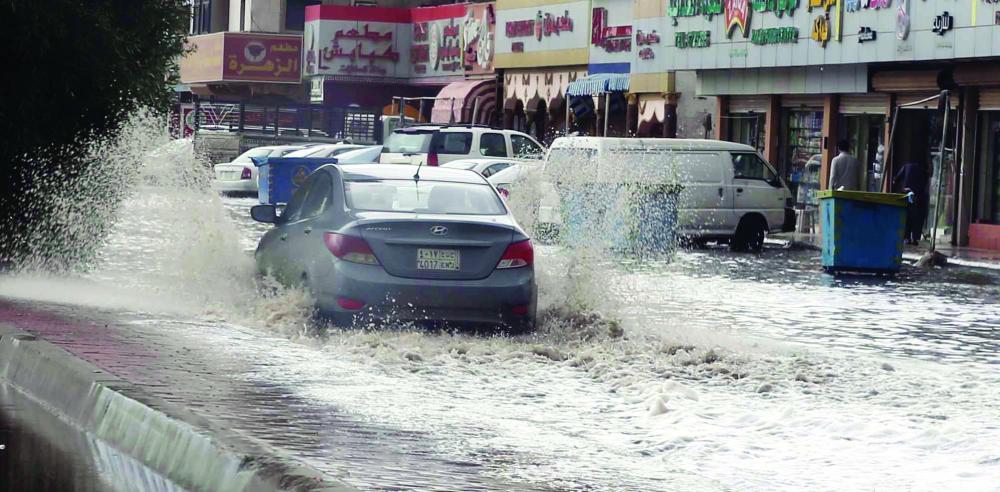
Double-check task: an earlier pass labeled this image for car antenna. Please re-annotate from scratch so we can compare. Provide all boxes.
[413,159,423,181]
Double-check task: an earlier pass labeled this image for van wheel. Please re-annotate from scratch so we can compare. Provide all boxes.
[731,216,766,252]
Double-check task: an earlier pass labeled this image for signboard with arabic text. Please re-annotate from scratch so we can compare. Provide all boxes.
[180,32,302,84]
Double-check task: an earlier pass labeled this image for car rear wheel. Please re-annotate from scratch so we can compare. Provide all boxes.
[731,216,766,252]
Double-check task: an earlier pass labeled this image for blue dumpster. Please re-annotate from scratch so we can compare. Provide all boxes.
[253,157,339,205]
[818,190,909,273]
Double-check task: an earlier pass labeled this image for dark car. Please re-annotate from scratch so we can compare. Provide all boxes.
[250,164,537,332]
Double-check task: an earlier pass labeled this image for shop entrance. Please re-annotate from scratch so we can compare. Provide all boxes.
[838,114,886,192]
[725,113,766,154]
[891,101,960,243]
[978,112,1000,224]
[779,109,823,208]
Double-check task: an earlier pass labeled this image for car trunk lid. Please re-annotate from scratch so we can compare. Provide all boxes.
[357,216,514,280]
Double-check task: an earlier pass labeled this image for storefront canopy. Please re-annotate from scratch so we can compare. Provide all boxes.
[431,78,497,124]
[566,73,629,96]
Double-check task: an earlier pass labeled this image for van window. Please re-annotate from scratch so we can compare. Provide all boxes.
[732,153,777,181]
[674,153,723,183]
[384,131,433,154]
[546,146,599,181]
[479,133,508,157]
[432,132,473,155]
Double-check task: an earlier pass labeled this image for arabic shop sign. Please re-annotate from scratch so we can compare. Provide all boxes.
[667,0,723,17]
[676,30,711,48]
[808,0,837,47]
[412,18,463,76]
[751,26,798,44]
[725,0,751,38]
[750,0,798,17]
[463,3,495,74]
[306,23,402,78]
[592,7,632,53]
[636,29,660,60]
[504,10,574,41]
[180,32,302,84]
[845,0,890,11]
[858,26,876,42]
[932,11,954,35]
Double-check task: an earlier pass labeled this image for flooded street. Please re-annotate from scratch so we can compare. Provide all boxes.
[2,186,1000,491]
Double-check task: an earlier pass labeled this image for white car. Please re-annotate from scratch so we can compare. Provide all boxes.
[213,145,307,195]
[379,125,545,166]
[283,143,368,158]
[441,158,520,178]
[486,161,561,235]
[329,145,383,163]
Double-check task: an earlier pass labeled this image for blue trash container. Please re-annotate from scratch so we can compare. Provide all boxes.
[818,190,909,273]
[253,157,339,205]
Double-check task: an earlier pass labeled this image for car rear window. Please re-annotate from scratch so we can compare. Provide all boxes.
[383,132,434,154]
[345,180,506,215]
[233,148,273,163]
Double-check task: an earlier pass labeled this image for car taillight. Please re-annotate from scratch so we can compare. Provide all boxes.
[496,239,533,269]
[323,232,380,265]
[427,152,439,166]
[337,297,366,310]
[240,167,252,180]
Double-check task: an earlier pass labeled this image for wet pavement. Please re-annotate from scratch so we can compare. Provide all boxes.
[1,189,1000,491]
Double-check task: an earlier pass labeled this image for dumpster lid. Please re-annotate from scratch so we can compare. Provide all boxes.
[817,190,909,207]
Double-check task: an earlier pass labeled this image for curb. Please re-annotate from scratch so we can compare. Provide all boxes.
[0,323,352,492]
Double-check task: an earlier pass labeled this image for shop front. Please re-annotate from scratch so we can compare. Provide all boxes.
[657,0,1000,247]
[629,0,678,137]
[495,0,590,142]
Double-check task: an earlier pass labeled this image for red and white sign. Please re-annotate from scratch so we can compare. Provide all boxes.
[411,4,467,78]
[495,1,589,59]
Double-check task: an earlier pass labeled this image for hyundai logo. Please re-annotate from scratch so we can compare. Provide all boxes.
[430,225,448,236]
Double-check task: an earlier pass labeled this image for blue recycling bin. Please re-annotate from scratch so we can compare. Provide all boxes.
[558,183,679,255]
[819,190,909,273]
[253,157,339,205]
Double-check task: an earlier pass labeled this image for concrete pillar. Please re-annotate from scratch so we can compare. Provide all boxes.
[820,94,840,191]
[715,95,729,140]
[594,95,605,136]
[763,95,781,165]
[881,94,895,193]
[626,94,638,136]
[502,109,514,129]
[957,87,979,246]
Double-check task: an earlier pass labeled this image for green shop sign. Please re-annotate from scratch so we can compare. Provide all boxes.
[750,0,799,16]
[750,26,799,44]
[668,0,723,18]
[676,30,711,48]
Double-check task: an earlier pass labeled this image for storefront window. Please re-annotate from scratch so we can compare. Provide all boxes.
[781,110,823,203]
[839,114,886,192]
[726,113,765,155]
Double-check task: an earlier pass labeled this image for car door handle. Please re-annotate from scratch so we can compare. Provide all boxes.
[737,188,744,193]
[279,233,288,241]
[303,227,312,235]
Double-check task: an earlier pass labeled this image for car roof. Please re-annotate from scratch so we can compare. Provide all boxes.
[549,137,756,153]
[337,164,489,184]
[442,158,513,165]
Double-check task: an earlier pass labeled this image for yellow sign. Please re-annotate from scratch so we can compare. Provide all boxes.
[811,14,830,46]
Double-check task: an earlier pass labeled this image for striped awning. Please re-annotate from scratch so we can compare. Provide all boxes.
[566,73,630,96]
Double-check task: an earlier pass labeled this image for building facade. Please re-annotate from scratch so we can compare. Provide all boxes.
[652,0,1000,248]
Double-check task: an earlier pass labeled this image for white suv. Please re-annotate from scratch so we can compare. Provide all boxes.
[379,125,545,166]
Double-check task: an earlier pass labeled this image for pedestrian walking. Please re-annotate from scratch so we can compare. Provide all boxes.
[829,140,863,191]
[894,159,930,245]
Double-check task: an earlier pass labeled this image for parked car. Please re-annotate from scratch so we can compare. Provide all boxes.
[330,145,384,164]
[544,137,795,251]
[284,143,368,158]
[485,162,561,237]
[441,158,521,177]
[379,125,546,166]
[213,145,307,195]
[250,164,537,332]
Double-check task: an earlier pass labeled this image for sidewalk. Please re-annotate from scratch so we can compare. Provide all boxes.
[768,232,1000,271]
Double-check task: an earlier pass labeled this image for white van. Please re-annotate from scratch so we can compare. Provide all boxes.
[544,137,794,251]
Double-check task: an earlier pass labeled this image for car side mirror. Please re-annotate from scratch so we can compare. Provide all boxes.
[251,205,278,223]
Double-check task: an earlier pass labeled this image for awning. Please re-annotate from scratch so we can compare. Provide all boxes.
[566,73,630,96]
[431,78,497,124]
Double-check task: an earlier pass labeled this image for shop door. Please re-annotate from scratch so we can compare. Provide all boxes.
[895,106,960,242]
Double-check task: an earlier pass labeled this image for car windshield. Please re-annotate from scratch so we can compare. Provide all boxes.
[441,161,480,170]
[345,180,506,215]
[383,131,434,154]
[232,148,273,163]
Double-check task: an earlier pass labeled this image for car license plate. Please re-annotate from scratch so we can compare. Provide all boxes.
[417,249,460,271]
[219,171,240,181]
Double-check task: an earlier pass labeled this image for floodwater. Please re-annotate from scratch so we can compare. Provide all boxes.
[1,131,1000,491]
